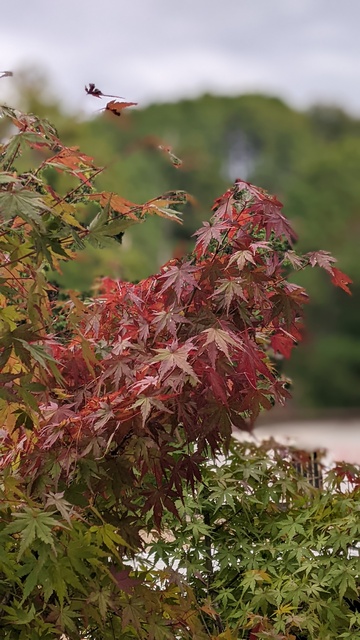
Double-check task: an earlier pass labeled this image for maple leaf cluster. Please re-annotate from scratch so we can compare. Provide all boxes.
[0,94,354,640]
[6,176,351,524]
[0,98,352,529]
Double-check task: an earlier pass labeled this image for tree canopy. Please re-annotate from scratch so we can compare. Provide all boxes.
[8,80,359,410]
[0,87,358,640]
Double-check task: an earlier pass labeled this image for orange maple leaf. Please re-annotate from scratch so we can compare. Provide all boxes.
[88,192,140,220]
[331,267,352,295]
[105,100,137,116]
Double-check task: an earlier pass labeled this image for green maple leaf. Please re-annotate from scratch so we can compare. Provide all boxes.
[0,189,49,228]
[4,508,62,559]
[2,602,37,626]
[87,585,112,620]
[15,340,64,384]
[122,597,145,633]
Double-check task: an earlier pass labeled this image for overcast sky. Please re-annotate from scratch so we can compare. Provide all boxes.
[1,0,360,115]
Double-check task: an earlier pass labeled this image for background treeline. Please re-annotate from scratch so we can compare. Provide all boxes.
[6,81,359,412]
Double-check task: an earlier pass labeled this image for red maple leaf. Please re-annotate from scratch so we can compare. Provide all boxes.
[284,250,304,270]
[307,250,337,273]
[249,622,264,640]
[201,327,243,363]
[204,367,229,405]
[270,330,297,358]
[263,204,297,243]
[105,100,137,116]
[193,220,230,256]
[109,567,141,594]
[330,267,352,294]
[158,261,199,301]
[211,278,247,313]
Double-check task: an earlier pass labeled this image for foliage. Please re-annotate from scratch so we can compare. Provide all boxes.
[0,96,357,639]
[149,440,360,640]
[12,87,359,409]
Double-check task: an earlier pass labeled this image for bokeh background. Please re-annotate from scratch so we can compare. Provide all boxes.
[1,0,359,458]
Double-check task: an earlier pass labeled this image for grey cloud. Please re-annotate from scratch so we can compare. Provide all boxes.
[1,0,360,113]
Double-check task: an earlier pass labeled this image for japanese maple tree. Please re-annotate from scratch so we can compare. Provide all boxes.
[0,94,356,640]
